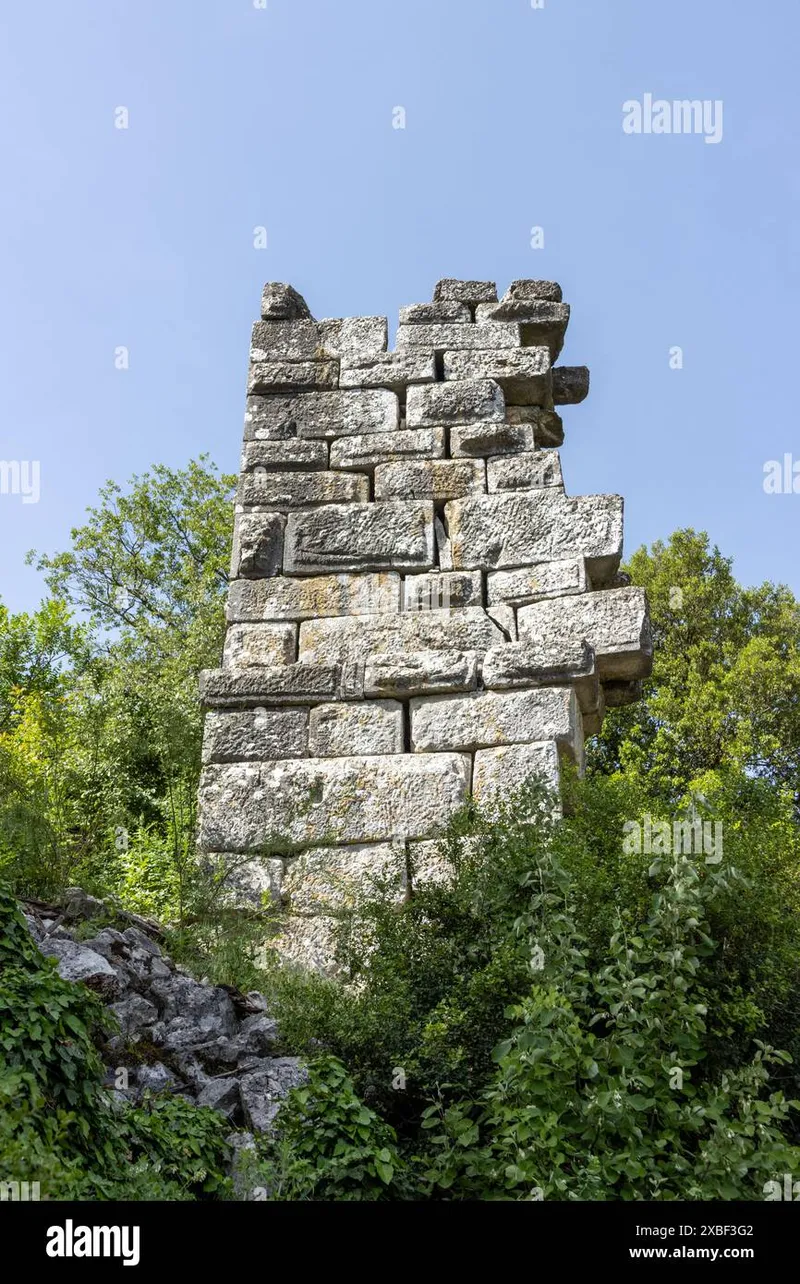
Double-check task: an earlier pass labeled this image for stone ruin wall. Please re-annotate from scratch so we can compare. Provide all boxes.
[196,277,653,968]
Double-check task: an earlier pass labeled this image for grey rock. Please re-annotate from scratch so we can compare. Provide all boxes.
[200,663,346,708]
[433,279,498,304]
[197,1078,241,1119]
[136,1063,180,1097]
[517,587,653,681]
[553,366,590,405]
[245,389,398,441]
[506,406,565,448]
[317,316,388,360]
[505,279,563,304]
[239,1059,308,1133]
[234,510,285,579]
[401,570,483,611]
[250,320,324,363]
[260,283,313,321]
[410,686,582,759]
[39,938,118,996]
[109,994,158,1037]
[396,322,520,351]
[487,558,588,606]
[298,606,506,667]
[473,742,562,812]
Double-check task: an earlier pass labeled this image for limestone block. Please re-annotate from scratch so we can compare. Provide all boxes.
[450,422,535,458]
[486,451,564,492]
[339,352,436,391]
[308,701,404,757]
[407,839,456,889]
[506,406,565,448]
[433,279,498,304]
[250,320,324,363]
[202,709,308,764]
[402,570,483,611]
[374,458,485,503]
[261,283,313,321]
[282,843,405,915]
[364,650,479,698]
[284,500,435,575]
[443,348,551,406]
[517,587,652,681]
[487,558,588,607]
[504,279,563,304]
[299,606,506,667]
[200,663,351,708]
[396,322,520,351]
[247,360,339,395]
[410,686,581,758]
[330,427,445,471]
[473,742,562,812]
[399,302,471,324]
[406,379,504,428]
[245,389,398,440]
[197,753,472,852]
[317,316,388,360]
[237,470,368,509]
[227,572,400,622]
[475,301,570,359]
[223,623,296,668]
[241,440,327,471]
[234,511,285,578]
[481,639,599,714]
[445,491,623,582]
[553,366,590,405]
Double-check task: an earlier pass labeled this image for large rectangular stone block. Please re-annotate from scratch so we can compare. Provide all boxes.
[308,701,404,757]
[517,587,652,680]
[241,440,328,472]
[410,686,581,757]
[473,742,562,811]
[487,451,563,492]
[247,360,339,395]
[487,558,588,607]
[340,352,436,390]
[299,606,506,666]
[250,320,325,363]
[475,301,570,359]
[317,317,388,360]
[197,753,472,852]
[481,639,599,714]
[506,406,565,448]
[433,279,498,304]
[399,302,471,324]
[223,623,297,668]
[396,322,520,351]
[450,422,535,457]
[364,650,479,698]
[402,570,483,611]
[329,427,445,471]
[405,380,504,428]
[374,459,485,503]
[227,572,401,622]
[202,709,308,764]
[285,501,436,575]
[443,348,551,405]
[237,470,368,509]
[200,662,357,707]
[244,390,399,440]
[445,491,624,582]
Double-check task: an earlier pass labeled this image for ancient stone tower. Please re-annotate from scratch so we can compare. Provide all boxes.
[197,278,652,967]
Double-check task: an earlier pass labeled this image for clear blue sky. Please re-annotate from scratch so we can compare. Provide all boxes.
[1,0,798,614]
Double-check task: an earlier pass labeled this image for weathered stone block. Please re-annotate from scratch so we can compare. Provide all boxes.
[309,701,404,757]
[450,422,535,457]
[487,558,588,607]
[504,279,563,304]
[406,379,504,428]
[473,742,561,811]
[260,283,313,321]
[245,389,398,440]
[282,843,404,914]
[481,639,599,715]
[241,440,328,472]
[445,491,623,581]
[374,459,485,502]
[506,406,565,448]
[410,686,581,757]
[227,572,400,622]
[396,322,520,351]
[475,300,570,358]
[223,623,297,668]
[202,709,308,764]
[399,302,471,324]
[284,501,435,575]
[237,470,368,509]
[402,570,483,611]
[329,427,445,471]
[197,753,472,852]
[364,650,478,698]
[486,451,563,492]
[443,348,551,405]
[299,606,506,667]
[433,279,498,304]
[234,511,285,578]
[317,317,388,360]
[200,663,349,708]
[247,360,339,395]
[517,587,652,681]
[250,320,324,363]
[339,352,436,390]
[553,366,590,404]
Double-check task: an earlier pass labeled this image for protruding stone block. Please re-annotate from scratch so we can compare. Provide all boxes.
[309,701,404,757]
[223,623,297,669]
[450,422,535,457]
[517,587,652,681]
[445,491,624,582]
[475,301,570,359]
[487,558,588,607]
[406,379,505,428]
[402,570,483,611]
[481,639,599,714]
[410,686,581,758]
[227,573,400,623]
[396,322,520,352]
[553,366,590,405]
[237,470,368,509]
[433,279,498,304]
[330,427,445,471]
[506,406,565,448]
[197,753,472,852]
[245,390,398,441]
[241,440,328,472]
[486,451,563,492]
[260,283,313,321]
[202,709,308,763]
[285,501,435,575]
[443,348,551,405]
[247,361,339,395]
[399,302,471,324]
[299,606,506,667]
[340,352,436,391]
[234,511,285,578]
[200,662,362,708]
[504,280,563,304]
[374,459,485,502]
[364,651,479,698]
